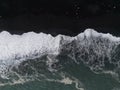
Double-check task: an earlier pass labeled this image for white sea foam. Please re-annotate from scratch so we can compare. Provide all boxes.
[52,77,84,90]
[0,29,120,79]
[0,29,119,61]
[76,29,120,42]
[45,72,84,90]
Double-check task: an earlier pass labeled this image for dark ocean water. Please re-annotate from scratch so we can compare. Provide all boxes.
[0,56,120,90]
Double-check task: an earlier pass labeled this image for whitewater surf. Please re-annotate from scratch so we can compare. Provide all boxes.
[0,29,120,90]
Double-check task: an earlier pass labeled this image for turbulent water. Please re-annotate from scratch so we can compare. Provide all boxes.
[0,29,120,90]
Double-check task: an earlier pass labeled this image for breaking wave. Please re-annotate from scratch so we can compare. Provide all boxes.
[0,28,120,88]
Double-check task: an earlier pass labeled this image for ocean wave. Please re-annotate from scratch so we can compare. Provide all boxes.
[0,28,120,82]
[0,29,119,61]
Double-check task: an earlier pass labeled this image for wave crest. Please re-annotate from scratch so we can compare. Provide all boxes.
[0,29,120,81]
